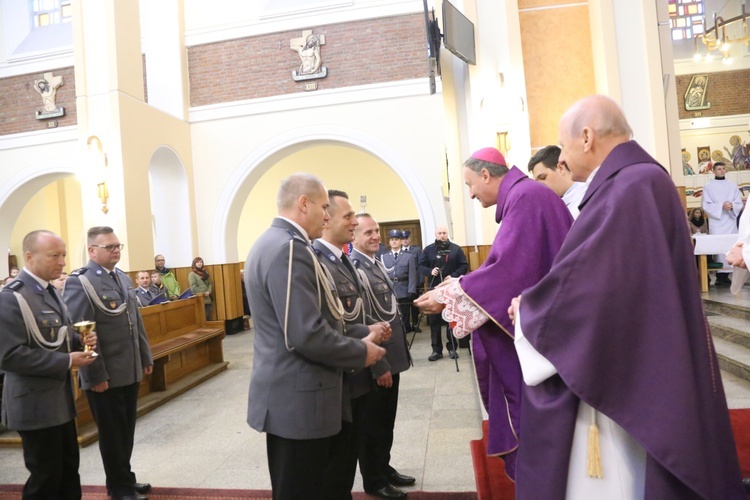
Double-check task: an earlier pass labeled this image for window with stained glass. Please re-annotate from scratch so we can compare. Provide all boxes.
[30,0,72,28]
[668,0,705,41]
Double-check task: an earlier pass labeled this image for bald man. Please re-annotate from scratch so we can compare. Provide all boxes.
[510,95,743,499]
[0,230,97,499]
[417,226,468,361]
[244,173,385,499]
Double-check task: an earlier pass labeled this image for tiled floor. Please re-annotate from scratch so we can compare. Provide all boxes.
[0,325,483,492]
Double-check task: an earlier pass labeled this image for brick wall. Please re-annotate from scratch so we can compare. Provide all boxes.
[0,66,77,136]
[188,13,430,107]
[676,69,750,119]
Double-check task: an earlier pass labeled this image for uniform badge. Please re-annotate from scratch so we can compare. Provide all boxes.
[96,269,102,275]
[42,320,49,327]
[110,301,116,309]
[346,298,352,308]
[328,254,336,262]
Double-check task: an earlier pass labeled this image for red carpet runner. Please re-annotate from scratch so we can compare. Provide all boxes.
[470,409,750,499]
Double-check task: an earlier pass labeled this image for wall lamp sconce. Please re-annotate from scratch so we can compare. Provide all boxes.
[97,182,109,214]
[693,6,749,64]
[87,135,109,214]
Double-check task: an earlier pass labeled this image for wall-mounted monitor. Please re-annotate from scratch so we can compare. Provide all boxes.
[442,0,476,65]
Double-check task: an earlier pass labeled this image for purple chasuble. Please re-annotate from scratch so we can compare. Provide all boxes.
[518,141,743,499]
[460,166,572,479]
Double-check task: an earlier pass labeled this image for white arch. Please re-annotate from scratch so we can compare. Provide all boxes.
[0,160,76,277]
[212,125,435,262]
[148,146,194,267]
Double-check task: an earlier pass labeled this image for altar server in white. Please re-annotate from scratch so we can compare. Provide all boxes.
[702,161,743,285]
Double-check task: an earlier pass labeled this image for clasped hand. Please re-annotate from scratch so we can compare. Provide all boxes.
[727,242,746,268]
[368,322,392,343]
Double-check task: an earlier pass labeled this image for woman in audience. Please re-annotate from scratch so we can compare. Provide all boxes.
[688,207,708,235]
[189,257,213,320]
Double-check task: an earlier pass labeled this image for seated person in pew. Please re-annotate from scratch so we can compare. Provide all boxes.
[150,271,168,301]
[135,271,155,307]
[154,254,180,300]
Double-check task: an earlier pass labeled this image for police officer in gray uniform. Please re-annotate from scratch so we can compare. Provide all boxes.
[63,226,153,500]
[380,230,416,335]
[352,214,414,499]
[0,230,97,500]
[312,190,392,498]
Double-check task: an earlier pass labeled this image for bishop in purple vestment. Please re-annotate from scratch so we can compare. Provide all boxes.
[513,95,743,499]
[415,147,572,479]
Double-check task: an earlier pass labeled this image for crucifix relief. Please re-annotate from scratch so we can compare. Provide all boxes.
[290,30,328,81]
[33,72,65,119]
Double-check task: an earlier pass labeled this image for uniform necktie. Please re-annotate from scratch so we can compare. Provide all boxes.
[341,254,357,281]
[109,270,123,293]
[47,283,62,309]
[394,252,399,259]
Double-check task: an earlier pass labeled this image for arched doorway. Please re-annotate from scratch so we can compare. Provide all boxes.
[148,147,194,267]
[212,125,435,263]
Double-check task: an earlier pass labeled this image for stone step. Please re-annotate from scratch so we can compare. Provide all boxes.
[703,297,750,322]
[708,315,750,349]
[713,336,750,384]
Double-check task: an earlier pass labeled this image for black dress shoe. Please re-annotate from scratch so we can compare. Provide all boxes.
[448,350,458,359]
[111,495,148,500]
[134,483,152,494]
[365,484,407,499]
[387,470,416,486]
[428,352,442,362]
[743,477,750,493]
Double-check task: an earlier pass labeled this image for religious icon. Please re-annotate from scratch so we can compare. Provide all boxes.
[33,72,65,119]
[290,30,328,81]
[697,146,713,174]
[724,135,750,171]
[684,74,710,111]
[682,149,694,176]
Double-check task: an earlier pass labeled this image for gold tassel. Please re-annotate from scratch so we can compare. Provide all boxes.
[587,407,603,478]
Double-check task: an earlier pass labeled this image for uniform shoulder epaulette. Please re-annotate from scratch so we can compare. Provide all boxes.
[69,266,89,276]
[3,280,23,291]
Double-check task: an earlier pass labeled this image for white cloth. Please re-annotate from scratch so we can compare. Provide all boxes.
[562,181,587,219]
[731,208,750,293]
[514,308,647,499]
[702,179,742,271]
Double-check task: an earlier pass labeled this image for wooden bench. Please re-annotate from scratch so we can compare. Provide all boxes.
[0,296,228,447]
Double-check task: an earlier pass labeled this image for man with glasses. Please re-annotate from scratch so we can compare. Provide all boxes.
[153,254,180,300]
[64,226,154,500]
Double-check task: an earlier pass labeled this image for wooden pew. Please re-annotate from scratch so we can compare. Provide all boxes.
[0,296,228,447]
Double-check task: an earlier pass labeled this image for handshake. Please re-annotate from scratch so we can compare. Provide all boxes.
[363,321,392,366]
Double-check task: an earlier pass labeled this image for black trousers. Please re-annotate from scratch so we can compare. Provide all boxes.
[357,374,401,491]
[398,300,412,333]
[85,382,140,497]
[18,419,81,500]
[267,431,346,500]
[428,313,457,353]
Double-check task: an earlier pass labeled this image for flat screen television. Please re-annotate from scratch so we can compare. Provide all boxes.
[442,0,476,65]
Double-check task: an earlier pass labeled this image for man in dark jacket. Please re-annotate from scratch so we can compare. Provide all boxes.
[418,226,468,361]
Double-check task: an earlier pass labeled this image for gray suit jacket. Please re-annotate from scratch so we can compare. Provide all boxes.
[351,250,412,376]
[312,240,376,400]
[63,261,153,390]
[245,218,367,440]
[0,270,80,431]
[380,250,417,298]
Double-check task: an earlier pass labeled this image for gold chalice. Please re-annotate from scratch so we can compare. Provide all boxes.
[73,320,98,357]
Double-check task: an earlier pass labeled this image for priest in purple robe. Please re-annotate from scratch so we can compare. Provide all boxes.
[414,147,572,479]
[511,95,743,499]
